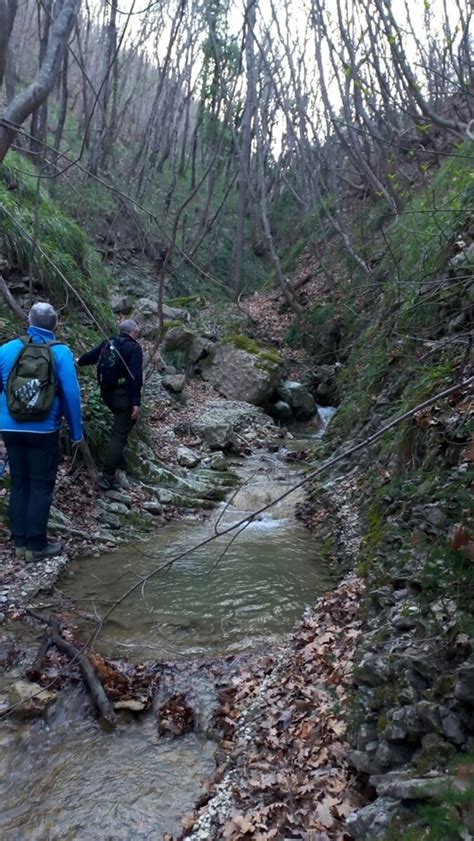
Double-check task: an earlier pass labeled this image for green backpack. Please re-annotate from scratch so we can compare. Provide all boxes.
[6,336,61,421]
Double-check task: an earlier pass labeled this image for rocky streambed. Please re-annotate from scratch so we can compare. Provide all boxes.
[0,395,341,840]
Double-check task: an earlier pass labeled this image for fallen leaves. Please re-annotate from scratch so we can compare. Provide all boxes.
[182,577,365,839]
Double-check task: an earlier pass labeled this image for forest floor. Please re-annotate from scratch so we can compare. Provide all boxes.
[178,576,365,841]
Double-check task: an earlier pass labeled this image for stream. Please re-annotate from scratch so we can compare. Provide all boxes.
[0,411,335,840]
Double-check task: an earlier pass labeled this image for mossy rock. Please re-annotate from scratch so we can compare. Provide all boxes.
[223,334,281,365]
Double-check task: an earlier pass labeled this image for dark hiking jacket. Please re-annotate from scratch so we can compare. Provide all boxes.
[78,332,143,406]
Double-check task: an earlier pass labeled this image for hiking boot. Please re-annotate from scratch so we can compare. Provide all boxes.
[25,542,64,563]
[15,546,26,560]
[97,475,115,491]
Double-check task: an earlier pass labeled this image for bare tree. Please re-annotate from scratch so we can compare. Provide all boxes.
[0,0,17,90]
[0,0,80,163]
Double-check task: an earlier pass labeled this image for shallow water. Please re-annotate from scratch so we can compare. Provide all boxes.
[63,463,333,661]
[0,689,216,840]
[0,416,335,840]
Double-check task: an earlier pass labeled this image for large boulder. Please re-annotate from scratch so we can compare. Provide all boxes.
[131,300,190,339]
[110,293,133,314]
[162,326,195,353]
[201,343,281,407]
[162,373,186,393]
[177,446,201,468]
[310,363,341,406]
[277,380,317,419]
[134,296,159,318]
[189,335,215,366]
[162,303,190,322]
[188,399,267,450]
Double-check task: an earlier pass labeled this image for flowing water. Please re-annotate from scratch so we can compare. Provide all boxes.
[0,413,335,840]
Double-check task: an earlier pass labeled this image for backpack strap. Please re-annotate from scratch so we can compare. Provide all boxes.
[19,335,64,348]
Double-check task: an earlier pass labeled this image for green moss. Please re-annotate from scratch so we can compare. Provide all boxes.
[166,295,206,308]
[0,151,113,325]
[161,319,185,332]
[224,333,281,364]
[432,674,456,698]
[361,503,386,558]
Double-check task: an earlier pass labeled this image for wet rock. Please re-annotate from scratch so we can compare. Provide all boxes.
[177,447,201,468]
[113,698,147,712]
[162,373,186,393]
[8,680,57,718]
[272,400,293,422]
[277,380,317,419]
[346,797,403,840]
[311,363,341,405]
[0,612,5,625]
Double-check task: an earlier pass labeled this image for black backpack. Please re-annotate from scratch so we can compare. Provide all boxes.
[6,336,60,421]
[97,337,126,388]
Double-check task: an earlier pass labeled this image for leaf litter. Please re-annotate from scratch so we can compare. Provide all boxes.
[178,576,365,840]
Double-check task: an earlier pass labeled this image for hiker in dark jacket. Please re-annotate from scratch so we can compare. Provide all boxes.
[0,302,83,562]
[78,319,143,490]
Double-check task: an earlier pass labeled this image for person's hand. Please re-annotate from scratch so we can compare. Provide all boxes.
[131,406,141,421]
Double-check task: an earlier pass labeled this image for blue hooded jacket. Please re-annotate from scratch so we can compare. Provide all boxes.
[0,325,83,442]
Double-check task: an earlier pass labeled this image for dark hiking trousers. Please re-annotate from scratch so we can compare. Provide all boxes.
[101,386,135,480]
[3,431,60,551]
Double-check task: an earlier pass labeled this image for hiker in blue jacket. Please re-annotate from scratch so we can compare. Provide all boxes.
[0,302,83,562]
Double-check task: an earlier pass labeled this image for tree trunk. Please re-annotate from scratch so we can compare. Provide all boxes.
[52,49,69,162]
[231,0,257,299]
[30,0,53,158]
[89,0,117,174]
[0,0,17,90]
[0,0,80,164]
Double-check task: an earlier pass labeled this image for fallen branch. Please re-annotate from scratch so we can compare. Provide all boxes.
[29,616,117,727]
[78,439,98,482]
[0,274,28,322]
